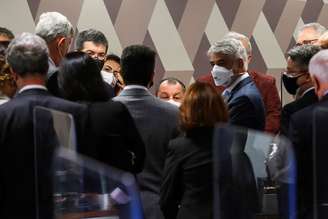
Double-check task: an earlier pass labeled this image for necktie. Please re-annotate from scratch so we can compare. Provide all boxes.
[222,89,231,103]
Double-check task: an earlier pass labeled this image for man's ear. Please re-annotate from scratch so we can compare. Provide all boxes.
[148,72,155,88]
[248,55,252,64]
[57,36,65,48]
[9,67,18,81]
[311,74,320,96]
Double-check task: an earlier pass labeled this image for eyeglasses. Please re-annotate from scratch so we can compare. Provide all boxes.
[295,39,318,46]
[85,50,106,61]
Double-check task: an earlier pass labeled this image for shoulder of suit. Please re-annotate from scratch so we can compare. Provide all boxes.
[249,71,275,83]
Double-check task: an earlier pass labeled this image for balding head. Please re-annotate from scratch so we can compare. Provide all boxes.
[296,23,326,46]
[309,50,328,98]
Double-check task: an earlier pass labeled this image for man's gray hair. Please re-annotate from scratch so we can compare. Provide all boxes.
[6,32,49,76]
[309,50,328,83]
[208,38,248,69]
[35,11,74,43]
[223,31,252,56]
[288,44,321,70]
[297,22,326,39]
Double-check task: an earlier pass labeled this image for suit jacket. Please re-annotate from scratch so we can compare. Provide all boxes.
[226,76,265,131]
[198,71,281,133]
[85,100,145,173]
[0,88,87,219]
[114,87,179,219]
[280,88,318,135]
[288,95,328,218]
[160,127,214,219]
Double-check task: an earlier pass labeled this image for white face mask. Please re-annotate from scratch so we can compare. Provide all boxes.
[166,99,181,107]
[211,64,234,87]
[101,70,117,87]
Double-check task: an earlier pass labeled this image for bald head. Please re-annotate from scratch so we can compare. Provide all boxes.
[296,23,326,46]
[309,50,328,98]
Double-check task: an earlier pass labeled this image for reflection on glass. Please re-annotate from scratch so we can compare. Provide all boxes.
[313,107,328,219]
[34,107,143,219]
[213,124,296,219]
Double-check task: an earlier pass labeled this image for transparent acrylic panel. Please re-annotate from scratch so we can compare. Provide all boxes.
[33,106,77,219]
[52,147,143,219]
[33,106,143,219]
[213,124,296,219]
[313,107,328,219]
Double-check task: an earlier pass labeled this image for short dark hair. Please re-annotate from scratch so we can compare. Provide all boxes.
[158,77,186,93]
[106,53,120,63]
[288,44,321,70]
[75,29,108,52]
[121,45,156,86]
[58,51,110,102]
[0,27,14,40]
[179,82,228,131]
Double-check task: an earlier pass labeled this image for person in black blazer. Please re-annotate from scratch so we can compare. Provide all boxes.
[288,49,328,219]
[280,45,321,135]
[160,82,228,219]
[57,51,145,173]
[207,38,265,131]
[0,33,88,219]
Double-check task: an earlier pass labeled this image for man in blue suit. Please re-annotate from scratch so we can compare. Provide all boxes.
[208,38,265,131]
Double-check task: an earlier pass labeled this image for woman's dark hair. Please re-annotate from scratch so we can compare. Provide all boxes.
[58,51,109,102]
[179,82,228,131]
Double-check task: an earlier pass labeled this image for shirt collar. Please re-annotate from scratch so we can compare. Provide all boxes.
[301,87,315,98]
[123,85,148,91]
[224,72,249,93]
[19,85,47,93]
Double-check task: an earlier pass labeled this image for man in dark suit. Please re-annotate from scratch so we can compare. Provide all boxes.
[113,45,179,219]
[206,38,265,131]
[0,33,87,219]
[35,12,74,97]
[280,44,321,135]
[289,49,328,219]
[198,31,281,134]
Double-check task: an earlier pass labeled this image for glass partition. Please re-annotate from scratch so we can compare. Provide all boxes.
[33,106,143,219]
[213,124,296,219]
[313,107,328,219]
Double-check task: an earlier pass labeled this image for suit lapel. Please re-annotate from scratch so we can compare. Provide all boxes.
[228,77,253,102]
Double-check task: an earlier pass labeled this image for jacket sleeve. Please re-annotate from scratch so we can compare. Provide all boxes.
[160,142,182,219]
[263,78,281,134]
[122,105,146,173]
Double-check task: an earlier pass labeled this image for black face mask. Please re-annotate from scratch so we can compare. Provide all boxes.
[94,58,105,71]
[282,74,302,95]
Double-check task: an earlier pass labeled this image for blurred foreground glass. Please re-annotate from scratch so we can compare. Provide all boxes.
[33,106,143,219]
[313,107,328,219]
[213,124,296,219]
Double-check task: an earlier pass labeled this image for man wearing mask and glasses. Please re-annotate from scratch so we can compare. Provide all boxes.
[208,38,265,131]
[75,29,115,98]
[280,45,321,135]
[296,23,326,46]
